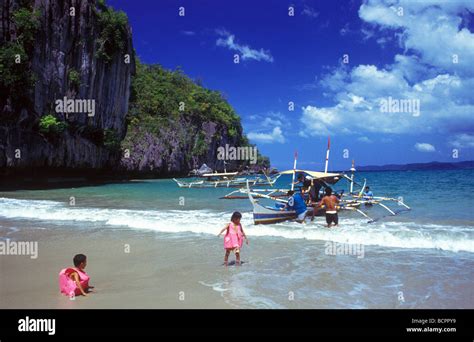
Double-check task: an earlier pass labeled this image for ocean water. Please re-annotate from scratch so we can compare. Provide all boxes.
[1,169,473,308]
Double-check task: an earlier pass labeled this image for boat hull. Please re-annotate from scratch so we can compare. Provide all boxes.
[250,197,328,225]
[253,206,328,225]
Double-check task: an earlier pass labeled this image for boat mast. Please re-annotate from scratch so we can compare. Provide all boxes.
[350,159,356,193]
[324,136,330,173]
[291,151,298,191]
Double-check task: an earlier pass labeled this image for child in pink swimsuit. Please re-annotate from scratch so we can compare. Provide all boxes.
[218,211,248,266]
[59,254,93,297]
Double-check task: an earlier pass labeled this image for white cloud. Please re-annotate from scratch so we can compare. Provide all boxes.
[300,1,474,140]
[359,0,474,76]
[340,23,351,36]
[262,117,283,128]
[357,136,373,143]
[319,65,349,91]
[216,29,273,62]
[302,5,319,19]
[449,134,474,148]
[300,105,342,136]
[180,30,196,36]
[361,27,376,40]
[376,36,392,46]
[415,143,436,152]
[246,111,284,126]
[248,127,285,144]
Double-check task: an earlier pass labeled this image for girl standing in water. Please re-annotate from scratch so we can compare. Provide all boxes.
[218,211,248,266]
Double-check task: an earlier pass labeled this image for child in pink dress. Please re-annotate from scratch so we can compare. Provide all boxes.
[59,254,93,297]
[218,211,248,266]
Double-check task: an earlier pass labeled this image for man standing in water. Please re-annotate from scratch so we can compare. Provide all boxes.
[363,186,374,200]
[317,187,340,228]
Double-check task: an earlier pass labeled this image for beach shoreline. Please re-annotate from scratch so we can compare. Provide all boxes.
[1,170,474,309]
[2,221,473,309]
[0,226,234,309]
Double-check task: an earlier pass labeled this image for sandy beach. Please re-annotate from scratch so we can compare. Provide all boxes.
[2,216,473,309]
[0,226,236,309]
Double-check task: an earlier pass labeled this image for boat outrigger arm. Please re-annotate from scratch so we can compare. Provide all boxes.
[346,179,411,217]
[220,187,291,200]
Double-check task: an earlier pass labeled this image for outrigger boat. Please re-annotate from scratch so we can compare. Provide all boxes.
[243,170,410,224]
[243,173,373,225]
[244,176,370,225]
[224,138,411,224]
[173,171,281,188]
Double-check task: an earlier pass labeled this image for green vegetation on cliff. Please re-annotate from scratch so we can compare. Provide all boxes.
[12,7,40,50]
[0,5,40,103]
[95,1,129,63]
[123,58,269,169]
[129,60,242,128]
[68,69,80,89]
[39,114,67,140]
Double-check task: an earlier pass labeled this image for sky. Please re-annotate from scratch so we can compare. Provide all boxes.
[108,0,474,170]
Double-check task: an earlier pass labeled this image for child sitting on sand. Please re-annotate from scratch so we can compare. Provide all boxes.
[59,254,93,297]
[218,211,248,266]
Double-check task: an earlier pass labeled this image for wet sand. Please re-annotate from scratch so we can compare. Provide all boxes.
[0,226,235,309]
[2,222,473,309]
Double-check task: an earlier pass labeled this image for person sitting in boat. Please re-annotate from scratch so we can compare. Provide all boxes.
[308,179,324,204]
[317,187,340,228]
[293,174,313,201]
[281,188,308,223]
[302,175,314,201]
[363,186,374,199]
[59,254,93,297]
[292,173,305,189]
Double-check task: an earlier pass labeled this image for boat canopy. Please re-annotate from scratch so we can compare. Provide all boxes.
[278,169,342,184]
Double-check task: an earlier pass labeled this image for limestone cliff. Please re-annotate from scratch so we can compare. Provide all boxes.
[0,0,135,175]
[0,0,268,180]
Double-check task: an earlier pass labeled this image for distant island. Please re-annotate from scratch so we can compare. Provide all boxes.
[356,160,474,172]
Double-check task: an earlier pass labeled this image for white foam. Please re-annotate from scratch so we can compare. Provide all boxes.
[0,197,473,253]
[198,281,229,292]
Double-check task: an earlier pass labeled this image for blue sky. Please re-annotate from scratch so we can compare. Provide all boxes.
[108,0,474,170]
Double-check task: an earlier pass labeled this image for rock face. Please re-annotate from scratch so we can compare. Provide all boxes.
[0,0,135,176]
[120,117,253,177]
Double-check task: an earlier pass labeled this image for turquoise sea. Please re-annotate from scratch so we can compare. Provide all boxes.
[1,169,473,308]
